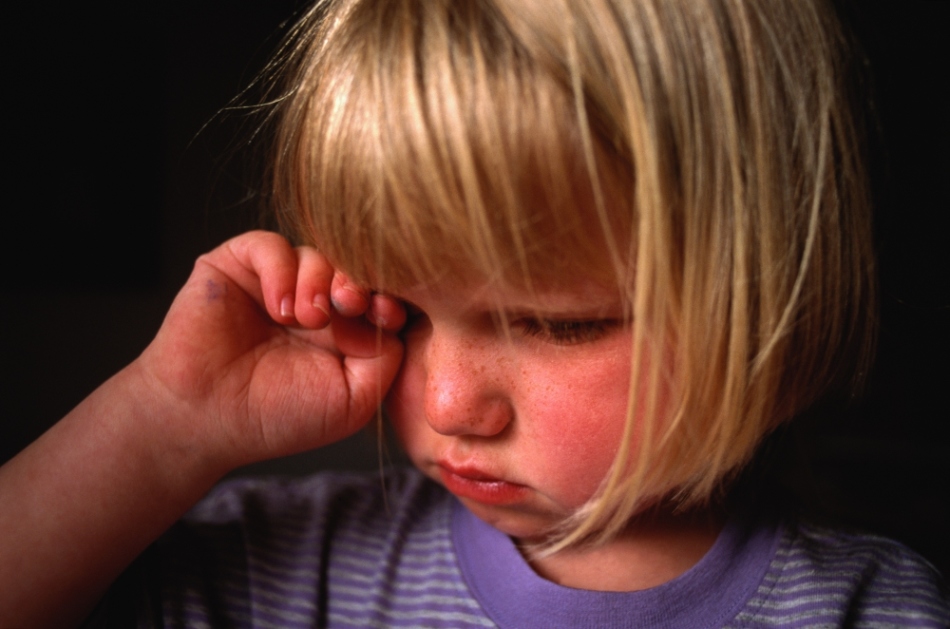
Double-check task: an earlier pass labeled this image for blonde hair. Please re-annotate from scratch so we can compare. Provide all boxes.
[270,0,875,552]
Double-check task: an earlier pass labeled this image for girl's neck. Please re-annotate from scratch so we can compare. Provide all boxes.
[521,507,725,592]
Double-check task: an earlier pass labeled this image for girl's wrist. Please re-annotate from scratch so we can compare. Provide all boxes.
[104,361,233,496]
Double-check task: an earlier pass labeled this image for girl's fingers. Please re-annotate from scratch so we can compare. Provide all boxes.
[330,271,370,316]
[200,231,404,335]
[201,231,299,325]
[366,293,407,331]
[329,273,406,331]
[293,246,334,328]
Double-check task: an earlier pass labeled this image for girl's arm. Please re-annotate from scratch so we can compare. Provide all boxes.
[0,231,405,629]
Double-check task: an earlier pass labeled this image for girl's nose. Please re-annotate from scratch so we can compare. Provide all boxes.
[421,332,514,437]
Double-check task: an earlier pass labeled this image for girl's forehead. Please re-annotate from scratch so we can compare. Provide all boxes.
[318,209,631,300]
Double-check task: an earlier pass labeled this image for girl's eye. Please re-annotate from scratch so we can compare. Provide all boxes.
[518,318,615,345]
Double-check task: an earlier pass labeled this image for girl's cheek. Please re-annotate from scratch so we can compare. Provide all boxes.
[531,398,626,506]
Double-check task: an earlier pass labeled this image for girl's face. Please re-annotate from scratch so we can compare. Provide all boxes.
[385,277,636,542]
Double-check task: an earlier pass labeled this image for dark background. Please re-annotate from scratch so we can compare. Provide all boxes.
[2,2,947,574]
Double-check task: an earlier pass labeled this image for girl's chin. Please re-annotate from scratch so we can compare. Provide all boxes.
[452,493,569,543]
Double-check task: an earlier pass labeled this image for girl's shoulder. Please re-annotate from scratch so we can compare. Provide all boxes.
[731,514,950,628]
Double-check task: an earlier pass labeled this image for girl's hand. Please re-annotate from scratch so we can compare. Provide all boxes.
[134,230,406,473]
[0,231,407,627]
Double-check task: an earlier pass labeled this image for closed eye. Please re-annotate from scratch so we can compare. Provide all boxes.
[517,318,617,345]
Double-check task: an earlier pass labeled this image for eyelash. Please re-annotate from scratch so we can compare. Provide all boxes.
[517,319,614,345]
[399,303,616,346]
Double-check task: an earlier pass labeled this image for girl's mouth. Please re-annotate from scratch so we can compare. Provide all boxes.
[437,462,529,506]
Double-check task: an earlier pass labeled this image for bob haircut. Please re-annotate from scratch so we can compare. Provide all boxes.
[270,0,875,552]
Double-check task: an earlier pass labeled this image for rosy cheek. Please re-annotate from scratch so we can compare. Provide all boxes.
[527,371,629,508]
[540,421,623,507]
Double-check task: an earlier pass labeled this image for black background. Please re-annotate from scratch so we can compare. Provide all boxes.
[2,2,947,574]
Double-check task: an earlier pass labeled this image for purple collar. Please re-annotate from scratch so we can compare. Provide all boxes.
[452,500,782,628]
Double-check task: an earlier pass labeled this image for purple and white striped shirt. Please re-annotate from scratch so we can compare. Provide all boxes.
[88,468,949,628]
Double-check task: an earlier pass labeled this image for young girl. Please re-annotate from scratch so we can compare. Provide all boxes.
[2,0,947,627]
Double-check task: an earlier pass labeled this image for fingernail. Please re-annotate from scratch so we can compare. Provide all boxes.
[331,285,367,315]
[280,294,294,318]
[312,294,331,318]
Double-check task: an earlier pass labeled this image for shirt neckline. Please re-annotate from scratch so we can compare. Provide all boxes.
[451,499,782,629]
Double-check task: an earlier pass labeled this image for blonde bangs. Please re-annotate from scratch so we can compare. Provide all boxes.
[273,0,633,293]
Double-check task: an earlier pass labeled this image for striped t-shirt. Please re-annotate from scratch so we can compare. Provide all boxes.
[89,468,949,628]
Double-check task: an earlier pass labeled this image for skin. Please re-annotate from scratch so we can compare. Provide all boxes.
[386,280,721,590]
[386,280,634,540]
[0,231,718,627]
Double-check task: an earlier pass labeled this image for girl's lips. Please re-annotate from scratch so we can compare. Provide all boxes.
[437,462,529,506]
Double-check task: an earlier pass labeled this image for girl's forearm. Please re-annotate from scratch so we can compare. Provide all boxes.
[0,363,224,629]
